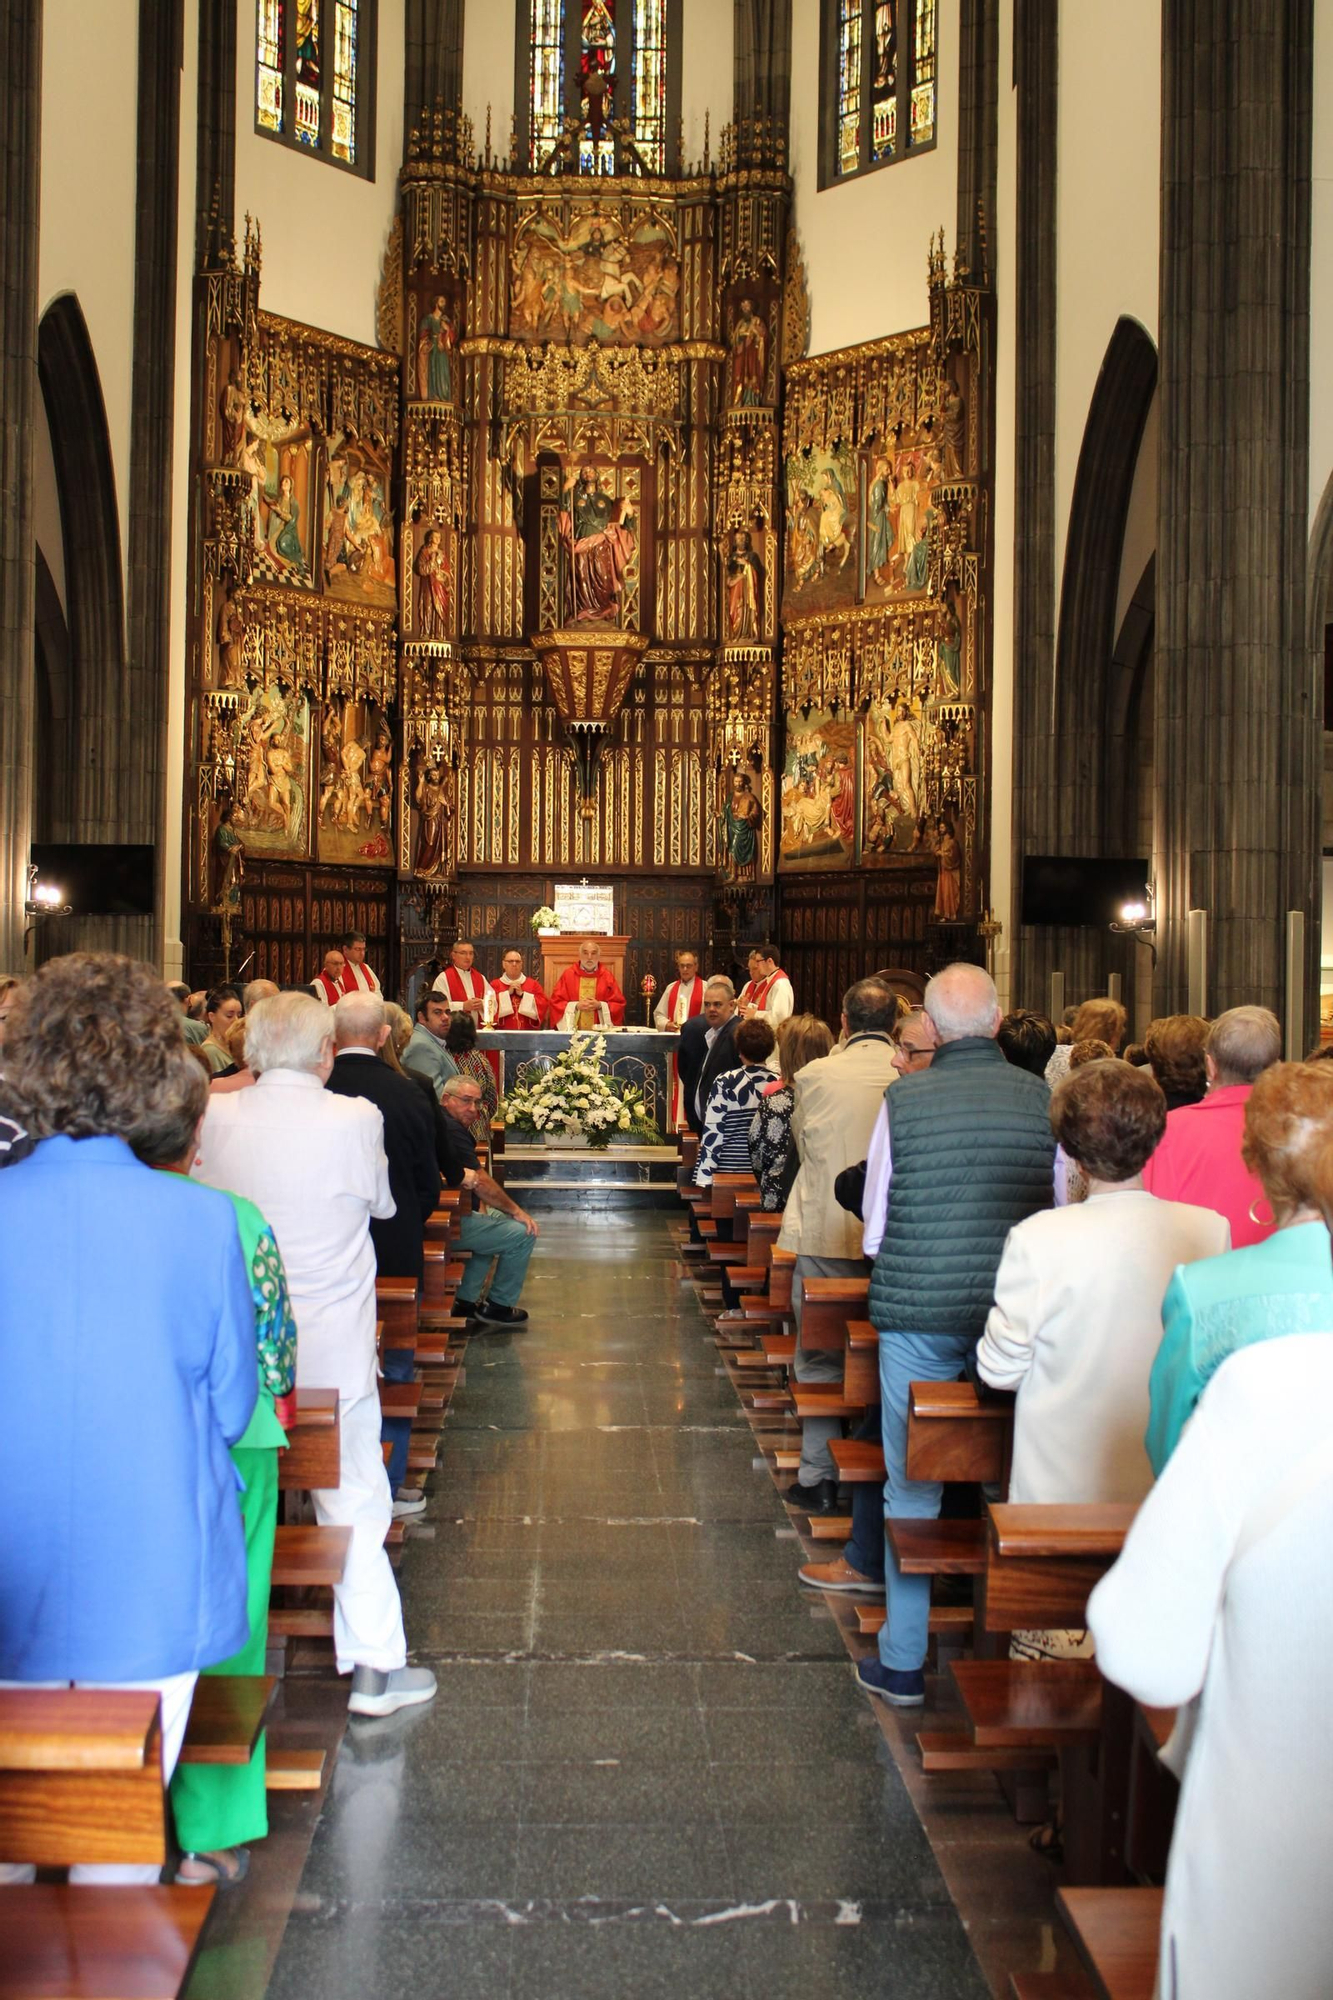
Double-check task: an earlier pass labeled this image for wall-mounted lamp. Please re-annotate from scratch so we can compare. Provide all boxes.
[1110,882,1157,965]
[24,862,72,948]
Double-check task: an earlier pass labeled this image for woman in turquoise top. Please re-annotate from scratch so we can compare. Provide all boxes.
[1147,1061,1333,1473]
[136,1052,297,1887]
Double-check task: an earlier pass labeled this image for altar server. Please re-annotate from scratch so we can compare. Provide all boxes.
[432,939,495,1024]
[491,949,551,1030]
[549,938,626,1031]
[654,950,704,1030]
[655,949,704,1129]
[738,944,794,1029]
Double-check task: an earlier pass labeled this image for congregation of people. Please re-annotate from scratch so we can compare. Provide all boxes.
[679,961,1333,1999]
[4,936,1333,1995]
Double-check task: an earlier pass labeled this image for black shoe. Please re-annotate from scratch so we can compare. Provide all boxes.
[783,1477,839,1516]
[472,1300,529,1325]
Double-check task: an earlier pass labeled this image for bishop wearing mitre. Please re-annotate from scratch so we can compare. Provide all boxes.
[549,938,627,1032]
[491,949,551,1030]
[653,949,704,1031]
[432,938,496,1024]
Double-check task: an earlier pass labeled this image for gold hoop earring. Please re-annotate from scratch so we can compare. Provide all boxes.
[1248,1197,1275,1228]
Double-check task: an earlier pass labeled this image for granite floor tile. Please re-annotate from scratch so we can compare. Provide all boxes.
[513,1822,734,1901]
[266,1909,516,2000]
[520,1756,722,1826]
[507,1918,758,2000]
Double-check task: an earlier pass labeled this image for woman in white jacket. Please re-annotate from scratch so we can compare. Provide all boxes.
[1088,1333,1333,2000]
[977,1060,1228,1508]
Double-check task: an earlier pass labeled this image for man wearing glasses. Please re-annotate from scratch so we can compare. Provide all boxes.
[439,1075,539,1328]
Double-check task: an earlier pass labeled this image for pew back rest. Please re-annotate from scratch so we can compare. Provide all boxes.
[0,1690,166,1867]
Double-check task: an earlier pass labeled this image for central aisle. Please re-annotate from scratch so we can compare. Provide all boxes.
[267,1213,987,1999]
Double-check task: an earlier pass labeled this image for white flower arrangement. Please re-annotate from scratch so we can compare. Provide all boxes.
[531,905,560,934]
[501,1033,655,1150]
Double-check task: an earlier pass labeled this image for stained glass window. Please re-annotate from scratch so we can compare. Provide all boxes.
[822,0,936,185]
[255,0,374,177]
[632,0,667,174]
[522,1,678,174]
[257,0,284,134]
[531,0,566,163]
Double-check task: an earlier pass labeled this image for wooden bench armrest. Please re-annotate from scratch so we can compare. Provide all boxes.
[988,1503,1138,1560]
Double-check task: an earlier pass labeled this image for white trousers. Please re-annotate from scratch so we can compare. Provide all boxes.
[0,1669,197,1884]
[311,1392,407,1676]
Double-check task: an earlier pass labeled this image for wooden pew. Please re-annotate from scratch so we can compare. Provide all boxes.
[278,1388,341,1492]
[177,1676,277,1766]
[270,1525,352,1587]
[906,1378,1013,1485]
[1054,1886,1162,2000]
[0,1689,214,1998]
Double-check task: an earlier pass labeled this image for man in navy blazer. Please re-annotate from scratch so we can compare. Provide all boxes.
[677,977,741,1136]
[325,991,440,1509]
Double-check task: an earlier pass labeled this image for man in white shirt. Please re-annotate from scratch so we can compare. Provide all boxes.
[193,991,436,1721]
[432,939,494,1024]
[737,944,794,1029]
[337,931,382,996]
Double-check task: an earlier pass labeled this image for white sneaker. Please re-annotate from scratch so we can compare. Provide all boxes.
[348,1666,438,1717]
[391,1491,427,1518]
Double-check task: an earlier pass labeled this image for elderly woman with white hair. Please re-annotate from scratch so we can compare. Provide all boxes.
[194,991,437,1720]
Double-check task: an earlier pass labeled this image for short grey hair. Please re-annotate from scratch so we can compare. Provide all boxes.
[704,976,735,999]
[245,992,332,1076]
[333,991,386,1047]
[923,962,1001,1043]
[1208,1005,1281,1086]
[243,978,279,1013]
[442,1073,482,1099]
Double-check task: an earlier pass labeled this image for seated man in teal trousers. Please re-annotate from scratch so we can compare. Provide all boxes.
[439,1074,539,1326]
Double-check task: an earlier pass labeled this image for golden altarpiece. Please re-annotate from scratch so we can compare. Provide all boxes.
[183,115,990,1020]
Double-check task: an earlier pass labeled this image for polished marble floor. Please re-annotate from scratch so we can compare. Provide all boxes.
[264,1213,990,1999]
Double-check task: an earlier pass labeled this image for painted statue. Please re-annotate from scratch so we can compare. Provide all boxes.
[940,384,966,477]
[213,803,245,913]
[720,770,763,882]
[414,526,452,639]
[412,757,450,879]
[416,298,456,403]
[560,464,636,623]
[887,702,923,828]
[220,372,246,466]
[724,530,763,642]
[265,473,307,577]
[816,466,853,573]
[937,595,962,695]
[932,816,962,919]
[731,300,767,408]
[866,455,894,586]
[216,588,247,689]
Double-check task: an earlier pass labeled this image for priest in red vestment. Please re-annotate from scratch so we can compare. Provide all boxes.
[336,930,382,996]
[737,944,794,1028]
[312,948,347,1006]
[432,940,496,1025]
[491,950,551,1030]
[549,939,626,1031]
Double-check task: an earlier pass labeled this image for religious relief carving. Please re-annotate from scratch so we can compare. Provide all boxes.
[783,446,859,617]
[322,434,396,605]
[239,419,315,587]
[509,203,681,346]
[315,696,394,867]
[781,228,810,368]
[559,462,638,624]
[227,685,312,859]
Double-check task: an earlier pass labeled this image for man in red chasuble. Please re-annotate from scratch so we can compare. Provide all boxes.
[491,949,551,1031]
[432,939,495,1025]
[549,939,626,1031]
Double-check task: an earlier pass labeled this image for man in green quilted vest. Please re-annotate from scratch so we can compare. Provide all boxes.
[857,962,1056,1706]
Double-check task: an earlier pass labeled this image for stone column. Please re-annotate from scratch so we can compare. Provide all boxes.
[733,0,792,126]
[1007,0,1058,1007]
[1155,0,1314,1018]
[955,0,999,282]
[127,0,185,966]
[405,0,464,131]
[196,0,236,265]
[0,0,41,971]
